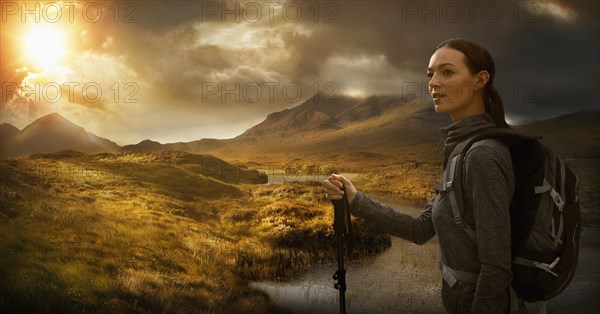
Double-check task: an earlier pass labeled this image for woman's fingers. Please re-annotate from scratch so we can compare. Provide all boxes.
[330,174,357,204]
[323,179,343,191]
[324,187,343,196]
[322,177,344,200]
[331,174,350,187]
[327,175,344,188]
[325,192,343,200]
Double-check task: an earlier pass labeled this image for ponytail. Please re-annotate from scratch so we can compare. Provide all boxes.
[485,84,510,128]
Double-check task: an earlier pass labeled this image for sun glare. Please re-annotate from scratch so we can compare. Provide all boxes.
[22,26,68,69]
[344,88,367,98]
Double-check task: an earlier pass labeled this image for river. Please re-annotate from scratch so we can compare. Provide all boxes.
[257,169,360,184]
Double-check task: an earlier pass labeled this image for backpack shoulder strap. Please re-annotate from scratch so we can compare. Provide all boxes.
[435,128,537,241]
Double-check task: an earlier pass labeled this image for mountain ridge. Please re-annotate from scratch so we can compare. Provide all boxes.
[121,139,164,152]
[1,99,598,163]
[0,123,20,144]
[0,113,120,159]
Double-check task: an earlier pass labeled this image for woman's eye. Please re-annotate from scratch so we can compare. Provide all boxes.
[427,73,433,80]
[443,69,453,76]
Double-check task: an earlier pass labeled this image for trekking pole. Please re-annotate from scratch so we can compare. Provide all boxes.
[332,186,352,314]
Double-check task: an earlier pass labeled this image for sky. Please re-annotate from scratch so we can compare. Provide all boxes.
[1,0,599,145]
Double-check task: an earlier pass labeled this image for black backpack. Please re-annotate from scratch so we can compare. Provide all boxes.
[439,127,582,302]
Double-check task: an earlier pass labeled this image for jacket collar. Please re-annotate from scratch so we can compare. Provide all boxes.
[440,113,496,146]
[439,113,496,168]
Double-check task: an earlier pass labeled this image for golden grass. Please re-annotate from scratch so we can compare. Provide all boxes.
[1,149,595,313]
[356,161,441,202]
[0,151,389,313]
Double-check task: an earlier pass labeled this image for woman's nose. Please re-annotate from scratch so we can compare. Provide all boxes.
[429,76,440,89]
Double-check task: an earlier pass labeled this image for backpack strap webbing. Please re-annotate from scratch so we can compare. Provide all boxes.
[439,261,479,288]
[513,256,561,277]
[558,160,566,245]
[436,127,538,241]
[434,151,477,240]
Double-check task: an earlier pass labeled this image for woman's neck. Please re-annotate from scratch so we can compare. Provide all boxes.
[449,96,486,122]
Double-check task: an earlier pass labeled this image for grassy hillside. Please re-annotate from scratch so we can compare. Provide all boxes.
[0,151,390,313]
[160,101,599,224]
[165,97,450,165]
[237,110,600,223]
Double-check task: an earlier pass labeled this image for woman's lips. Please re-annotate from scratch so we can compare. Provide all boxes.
[432,92,446,101]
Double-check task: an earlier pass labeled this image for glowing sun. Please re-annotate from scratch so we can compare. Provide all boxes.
[22,26,68,69]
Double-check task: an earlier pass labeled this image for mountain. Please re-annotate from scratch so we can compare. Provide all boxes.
[88,132,120,151]
[6,99,595,167]
[514,110,600,157]
[0,113,120,159]
[240,93,357,137]
[121,139,165,152]
[238,94,430,139]
[0,123,19,144]
[165,93,451,164]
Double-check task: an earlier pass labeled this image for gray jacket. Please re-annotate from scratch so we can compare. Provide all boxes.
[349,113,516,313]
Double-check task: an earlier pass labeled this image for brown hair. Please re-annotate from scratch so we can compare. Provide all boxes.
[436,38,509,128]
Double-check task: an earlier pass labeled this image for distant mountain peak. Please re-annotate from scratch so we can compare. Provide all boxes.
[0,123,21,147]
[1,112,120,159]
[1,122,17,127]
[1,123,20,132]
[121,139,164,152]
[19,112,76,130]
[45,112,64,118]
[138,139,162,145]
[239,93,359,137]
[33,112,63,121]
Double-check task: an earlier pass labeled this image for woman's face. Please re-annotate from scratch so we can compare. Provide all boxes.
[427,47,483,118]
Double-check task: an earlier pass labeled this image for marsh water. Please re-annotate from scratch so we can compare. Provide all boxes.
[250,196,446,313]
[250,235,444,313]
[259,170,360,184]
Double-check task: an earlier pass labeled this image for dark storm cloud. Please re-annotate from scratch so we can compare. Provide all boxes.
[113,0,598,127]
[266,0,600,121]
[1,0,597,142]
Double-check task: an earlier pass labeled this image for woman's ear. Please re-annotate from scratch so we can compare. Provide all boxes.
[475,70,490,90]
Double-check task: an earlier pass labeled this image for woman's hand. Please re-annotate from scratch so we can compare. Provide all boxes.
[322,174,358,204]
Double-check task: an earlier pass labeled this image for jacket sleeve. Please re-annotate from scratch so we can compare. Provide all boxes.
[464,143,515,313]
[349,192,436,245]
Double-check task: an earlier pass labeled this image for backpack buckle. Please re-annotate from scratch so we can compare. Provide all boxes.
[432,181,453,193]
[550,189,565,212]
[533,257,560,277]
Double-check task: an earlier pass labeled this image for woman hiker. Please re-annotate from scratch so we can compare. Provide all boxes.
[323,38,527,314]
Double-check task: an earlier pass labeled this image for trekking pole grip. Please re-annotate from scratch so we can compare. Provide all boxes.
[332,186,351,235]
